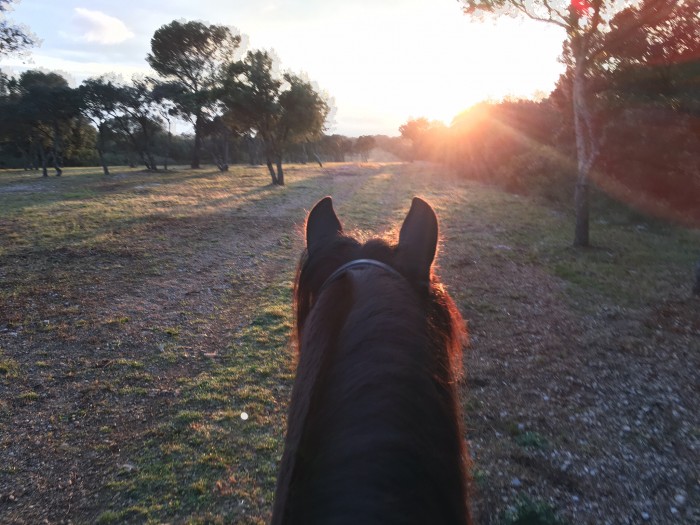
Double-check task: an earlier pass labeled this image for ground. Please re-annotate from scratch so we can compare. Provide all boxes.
[0,163,698,524]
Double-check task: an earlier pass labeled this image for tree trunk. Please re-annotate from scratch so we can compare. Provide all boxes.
[571,55,597,247]
[165,122,171,171]
[276,157,284,186]
[222,129,230,171]
[52,123,62,176]
[574,180,590,247]
[192,113,202,169]
[147,151,157,171]
[39,146,48,177]
[99,149,110,175]
[266,158,278,184]
[164,134,170,171]
[98,126,110,175]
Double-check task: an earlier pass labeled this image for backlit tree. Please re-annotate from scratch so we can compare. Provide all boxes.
[461,0,689,246]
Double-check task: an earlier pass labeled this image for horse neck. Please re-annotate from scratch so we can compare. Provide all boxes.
[275,271,468,523]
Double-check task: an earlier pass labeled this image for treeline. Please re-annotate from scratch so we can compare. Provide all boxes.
[0,70,383,182]
[0,20,342,185]
[0,68,382,174]
[401,2,700,225]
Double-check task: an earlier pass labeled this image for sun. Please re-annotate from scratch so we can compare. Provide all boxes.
[318,6,566,134]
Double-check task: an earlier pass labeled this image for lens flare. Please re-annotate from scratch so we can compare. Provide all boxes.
[571,0,592,13]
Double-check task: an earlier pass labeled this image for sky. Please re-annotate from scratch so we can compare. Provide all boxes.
[2,0,567,136]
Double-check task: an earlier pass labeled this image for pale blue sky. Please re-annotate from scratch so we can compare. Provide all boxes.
[2,0,566,136]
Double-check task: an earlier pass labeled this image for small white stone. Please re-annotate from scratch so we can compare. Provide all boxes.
[240,412,249,421]
[674,494,686,505]
[641,512,650,521]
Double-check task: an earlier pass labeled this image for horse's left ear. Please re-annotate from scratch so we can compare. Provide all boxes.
[306,196,343,255]
[398,197,438,283]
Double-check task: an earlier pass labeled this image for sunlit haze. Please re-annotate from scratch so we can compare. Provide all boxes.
[3,0,566,135]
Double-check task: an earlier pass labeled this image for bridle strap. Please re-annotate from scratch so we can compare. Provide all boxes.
[318,258,405,295]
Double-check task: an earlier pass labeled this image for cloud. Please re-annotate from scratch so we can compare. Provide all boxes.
[71,7,134,45]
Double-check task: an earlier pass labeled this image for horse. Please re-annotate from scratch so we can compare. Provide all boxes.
[272,196,471,524]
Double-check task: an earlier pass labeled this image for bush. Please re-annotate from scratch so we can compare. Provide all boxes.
[495,146,576,205]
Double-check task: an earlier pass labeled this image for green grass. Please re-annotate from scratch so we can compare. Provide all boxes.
[501,496,568,525]
[17,391,40,402]
[96,281,294,523]
[0,350,21,378]
[438,184,699,310]
[514,431,550,451]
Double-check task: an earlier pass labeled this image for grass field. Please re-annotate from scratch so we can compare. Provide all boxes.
[1,163,698,524]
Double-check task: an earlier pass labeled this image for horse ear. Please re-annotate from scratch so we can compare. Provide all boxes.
[306,196,342,255]
[398,197,438,282]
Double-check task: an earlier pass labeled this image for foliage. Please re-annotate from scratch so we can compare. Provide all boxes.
[0,70,82,175]
[79,77,124,174]
[0,0,36,56]
[353,135,375,161]
[109,78,166,171]
[460,0,696,247]
[317,134,354,162]
[220,50,329,185]
[147,20,241,169]
[391,1,697,226]
[1,18,331,179]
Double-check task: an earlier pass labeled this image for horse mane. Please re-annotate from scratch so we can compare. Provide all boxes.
[273,228,470,524]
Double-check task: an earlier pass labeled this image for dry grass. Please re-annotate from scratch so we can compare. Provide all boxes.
[1,163,698,524]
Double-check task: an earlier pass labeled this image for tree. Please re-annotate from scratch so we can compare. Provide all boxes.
[62,117,98,166]
[354,135,375,161]
[110,78,164,171]
[318,134,353,162]
[461,0,686,246]
[399,117,431,161]
[399,118,449,162]
[12,71,80,176]
[79,77,123,175]
[600,1,700,115]
[147,20,241,169]
[220,50,329,185]
[0,0,37,57]
[150,87,178,170]
[0,76,34,169]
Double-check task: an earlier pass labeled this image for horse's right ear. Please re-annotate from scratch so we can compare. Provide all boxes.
[397,197,438,283]
[306,196,342,255]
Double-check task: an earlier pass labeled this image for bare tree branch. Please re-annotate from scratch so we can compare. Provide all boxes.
[542,0,569,27]
[512,0,569,28]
